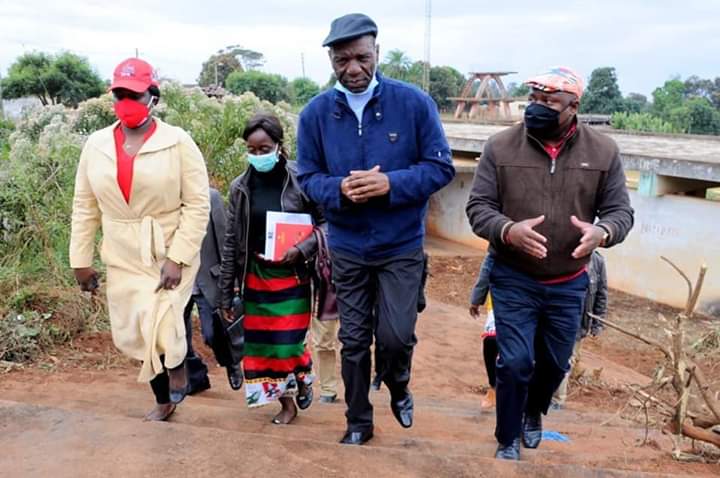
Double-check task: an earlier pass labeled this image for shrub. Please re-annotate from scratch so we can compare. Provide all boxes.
[0,84,297,363]
[611,112,680,134]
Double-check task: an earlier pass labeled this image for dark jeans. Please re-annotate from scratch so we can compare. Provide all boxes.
[490,261,588,446]
[332,248,425,432]
[483,336,498,388]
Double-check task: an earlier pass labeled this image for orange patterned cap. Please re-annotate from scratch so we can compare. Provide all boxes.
[524,66,584,98]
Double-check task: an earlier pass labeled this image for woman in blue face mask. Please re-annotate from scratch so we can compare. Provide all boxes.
[218,112,326,425]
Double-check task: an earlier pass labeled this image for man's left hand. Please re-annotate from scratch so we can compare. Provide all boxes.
[344,165,390,202]
[570,215,606,259]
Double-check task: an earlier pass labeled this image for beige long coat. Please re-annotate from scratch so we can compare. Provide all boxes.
[70,119,209,382]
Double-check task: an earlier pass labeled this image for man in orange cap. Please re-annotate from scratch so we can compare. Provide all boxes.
[466,66,634,460]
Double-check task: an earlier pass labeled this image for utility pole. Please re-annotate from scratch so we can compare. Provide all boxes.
[0,70,4,120]
[422,0,432,93]
[135,48,139,58]
[301,53,306,79]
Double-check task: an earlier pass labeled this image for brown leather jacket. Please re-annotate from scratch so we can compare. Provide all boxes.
[218,160,325,309]
[466,122,634,280]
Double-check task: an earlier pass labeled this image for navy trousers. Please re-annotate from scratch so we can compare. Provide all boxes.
[490,261,588,446]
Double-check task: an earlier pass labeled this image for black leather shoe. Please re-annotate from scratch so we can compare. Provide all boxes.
[226,364,243,391]
[339,428,374,445]
[296,383,313,410]
[371,374,382,391]
[495,438,521,460]
[522,413,543,449]
[319,394,337,404]
[187,376,211,395]
[390,390,414,429]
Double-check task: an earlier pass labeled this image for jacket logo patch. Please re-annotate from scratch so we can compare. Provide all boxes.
[388,132,399,143]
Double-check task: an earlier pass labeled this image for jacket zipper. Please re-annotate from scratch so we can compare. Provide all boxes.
[527,133,558,175]
[357,122,363,137]
[280,172,302,284]
[280,172,290,208]
[240,189,250,295]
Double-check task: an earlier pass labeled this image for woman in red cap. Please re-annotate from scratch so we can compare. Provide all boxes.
[69,58,210,421]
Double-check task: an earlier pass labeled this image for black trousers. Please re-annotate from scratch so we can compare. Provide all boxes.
[332,248,425,432]
[483,336,498,388]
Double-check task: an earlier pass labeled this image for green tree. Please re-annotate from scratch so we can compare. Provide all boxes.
[580,67,626,114]
[225,70,290,104]
[428,66,465,110]
[380,49,413,81]
[624,93,649,113]
[684,75,720,109]
[198,48,244,87]
[507,82,530,98]
[197,45,266,87]
[289,77,320,106]
[651,79,685,119]
[2,51,104,107]
[668,97,720,135]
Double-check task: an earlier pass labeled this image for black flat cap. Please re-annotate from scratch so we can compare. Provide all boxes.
[322,13,378,47]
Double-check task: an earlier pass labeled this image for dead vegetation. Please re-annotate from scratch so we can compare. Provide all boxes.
[593,257,720,461]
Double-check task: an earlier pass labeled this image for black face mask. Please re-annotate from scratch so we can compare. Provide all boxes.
[524,102,564,137]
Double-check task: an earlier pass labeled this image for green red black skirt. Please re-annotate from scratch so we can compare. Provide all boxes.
[242,257,313,408]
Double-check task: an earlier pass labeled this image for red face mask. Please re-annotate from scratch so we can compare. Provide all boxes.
[113,98,152,129]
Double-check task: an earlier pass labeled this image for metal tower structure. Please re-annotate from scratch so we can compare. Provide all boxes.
[422,0,431,92]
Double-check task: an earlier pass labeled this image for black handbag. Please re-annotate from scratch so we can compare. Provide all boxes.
[223,295,245,364]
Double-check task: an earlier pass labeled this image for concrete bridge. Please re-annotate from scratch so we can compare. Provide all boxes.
[428,122,720,317]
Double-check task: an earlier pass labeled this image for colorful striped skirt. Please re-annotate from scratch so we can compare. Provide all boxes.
[242,257,313,408]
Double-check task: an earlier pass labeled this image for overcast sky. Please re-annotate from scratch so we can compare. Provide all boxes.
[1,0,718,97]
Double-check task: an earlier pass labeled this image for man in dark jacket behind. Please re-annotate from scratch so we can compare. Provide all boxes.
[297,13,455,445]
[184,187,243,393]
[552,250,608,408]
[466,67,633,460]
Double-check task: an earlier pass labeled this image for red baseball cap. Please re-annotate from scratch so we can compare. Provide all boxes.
[110,58,159,92]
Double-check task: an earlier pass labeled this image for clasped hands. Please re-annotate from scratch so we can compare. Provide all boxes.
[341,165,390,204]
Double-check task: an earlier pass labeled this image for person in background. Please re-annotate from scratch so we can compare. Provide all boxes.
[184,187,244,394]
[551,250,608,409]
[469,253,497,409]
[70,58,209,421]
[219,113,325,425]
[310,227,340,404]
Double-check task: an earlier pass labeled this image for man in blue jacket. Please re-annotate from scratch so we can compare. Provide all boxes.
[297,13,455,445]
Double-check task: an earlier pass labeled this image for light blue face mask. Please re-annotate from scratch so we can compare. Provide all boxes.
[248,147,279,173]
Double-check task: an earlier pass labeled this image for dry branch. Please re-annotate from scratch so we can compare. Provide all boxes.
[679,423,720,448]
[589,313,673,360]
[688,364,720,424]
